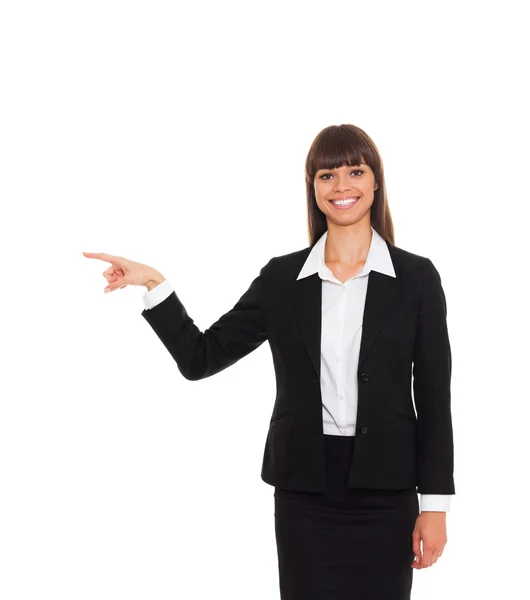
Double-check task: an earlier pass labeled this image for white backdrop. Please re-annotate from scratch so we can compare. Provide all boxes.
[1,1,528,598]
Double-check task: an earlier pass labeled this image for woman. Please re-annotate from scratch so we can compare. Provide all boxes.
[84,124,455,599]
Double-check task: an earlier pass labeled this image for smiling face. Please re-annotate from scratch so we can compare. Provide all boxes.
[314,162,379,227]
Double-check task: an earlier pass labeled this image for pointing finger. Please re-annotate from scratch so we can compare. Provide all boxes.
[83,252,123,266]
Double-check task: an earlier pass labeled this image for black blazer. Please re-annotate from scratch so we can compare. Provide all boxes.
[141,240,455,496]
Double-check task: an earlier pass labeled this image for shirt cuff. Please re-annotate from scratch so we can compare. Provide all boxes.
[420,494,452,513]
[142,279,174,310]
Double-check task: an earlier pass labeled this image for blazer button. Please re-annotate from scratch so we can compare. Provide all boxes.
[360,426,369,435]
[360,373,370,383]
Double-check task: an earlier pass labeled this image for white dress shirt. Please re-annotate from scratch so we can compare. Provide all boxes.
[142,227,452,512]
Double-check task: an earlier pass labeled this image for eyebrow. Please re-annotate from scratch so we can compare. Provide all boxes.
[317,164,365,171]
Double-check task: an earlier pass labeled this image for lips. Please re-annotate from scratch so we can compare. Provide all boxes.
[329,196,360,209]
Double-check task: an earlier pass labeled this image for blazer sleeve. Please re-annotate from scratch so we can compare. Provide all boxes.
[412,258,455,495]
[141,257,275,381]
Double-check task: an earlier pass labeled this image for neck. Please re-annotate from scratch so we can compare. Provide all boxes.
[324,221,373,265]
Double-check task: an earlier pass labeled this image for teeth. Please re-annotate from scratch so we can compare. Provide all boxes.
[331,198,358,205]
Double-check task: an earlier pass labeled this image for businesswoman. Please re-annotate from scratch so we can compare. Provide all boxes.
[84,123,455,600]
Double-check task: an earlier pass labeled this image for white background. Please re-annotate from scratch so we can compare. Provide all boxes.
[1,1,528,598]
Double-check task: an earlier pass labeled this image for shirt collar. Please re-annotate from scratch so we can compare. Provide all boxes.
[296,225,396,282]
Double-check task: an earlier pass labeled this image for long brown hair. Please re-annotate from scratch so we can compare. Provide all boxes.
[304,124,395,247]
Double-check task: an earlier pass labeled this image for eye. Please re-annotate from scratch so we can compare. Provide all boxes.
[319,169,365,180]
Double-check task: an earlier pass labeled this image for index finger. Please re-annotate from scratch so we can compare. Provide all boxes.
[82,252,122,265]
[411,531,421,568]
[419,545,434,568]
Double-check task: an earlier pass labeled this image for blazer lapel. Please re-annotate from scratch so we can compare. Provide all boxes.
[293,272,322,379]
[357,270,399,367]
[293,267,399,379]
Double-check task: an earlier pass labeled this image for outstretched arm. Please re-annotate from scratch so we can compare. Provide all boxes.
[141,258,275,381]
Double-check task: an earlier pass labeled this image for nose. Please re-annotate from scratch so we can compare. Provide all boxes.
[333,173,353,192]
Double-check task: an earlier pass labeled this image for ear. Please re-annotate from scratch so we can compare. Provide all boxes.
[374,182,379,191]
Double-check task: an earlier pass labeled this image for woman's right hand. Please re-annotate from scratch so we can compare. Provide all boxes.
[82,252,165,293]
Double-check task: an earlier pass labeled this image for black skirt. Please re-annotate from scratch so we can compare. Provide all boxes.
[274,434,419,600]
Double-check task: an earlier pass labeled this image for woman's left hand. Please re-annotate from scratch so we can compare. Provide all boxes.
[411,512,447,569]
